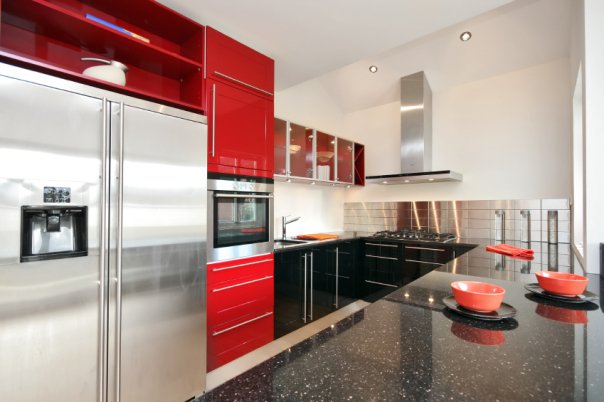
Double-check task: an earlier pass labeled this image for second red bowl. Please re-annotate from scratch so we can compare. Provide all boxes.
[451,281,506,312]
[535,271,588,296]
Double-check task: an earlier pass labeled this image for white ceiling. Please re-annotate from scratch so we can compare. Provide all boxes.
[318,0,572,112]
[158,0,512,90]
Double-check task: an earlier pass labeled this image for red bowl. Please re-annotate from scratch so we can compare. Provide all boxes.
[450,322,505,346]
[451,281,506,312]
[535,271,588,296]
[536,304,588,324]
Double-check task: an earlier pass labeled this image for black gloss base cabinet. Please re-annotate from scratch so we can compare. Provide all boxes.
[274,240,359,339]
[275,239,469,338]
[362,240,460,302]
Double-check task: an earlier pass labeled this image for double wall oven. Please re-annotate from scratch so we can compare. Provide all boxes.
[207,173,274,262]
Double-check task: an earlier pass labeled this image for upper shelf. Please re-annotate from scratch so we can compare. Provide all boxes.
[2,0,203,78]
[0,0,205,112]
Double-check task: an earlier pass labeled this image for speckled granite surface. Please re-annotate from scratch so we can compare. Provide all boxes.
[198,241,604,401]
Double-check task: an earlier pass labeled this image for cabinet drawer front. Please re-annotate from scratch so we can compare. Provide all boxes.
[207,311,273,371]
[207,254,274,285]
[206,27,274,95]
[404,245,452,264]
[208,275,274,328]
[364,241,402,259]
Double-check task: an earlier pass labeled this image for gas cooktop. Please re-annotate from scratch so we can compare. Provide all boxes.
[370,229,457,243]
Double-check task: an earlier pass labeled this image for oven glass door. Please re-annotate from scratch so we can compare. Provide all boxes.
[214,193,270,248]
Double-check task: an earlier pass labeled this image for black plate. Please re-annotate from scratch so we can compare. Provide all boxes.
[442,295,517,321]
[443,309,519,330]
[524,283,599,304]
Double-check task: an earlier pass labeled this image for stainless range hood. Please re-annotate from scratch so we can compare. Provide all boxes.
[366,71,462,184]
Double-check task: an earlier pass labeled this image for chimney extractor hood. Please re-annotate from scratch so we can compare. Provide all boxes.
[366,71,462,185]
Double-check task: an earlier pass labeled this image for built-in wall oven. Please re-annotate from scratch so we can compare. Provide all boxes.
[208,173,274,262]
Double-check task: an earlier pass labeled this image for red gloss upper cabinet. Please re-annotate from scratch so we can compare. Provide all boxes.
[206,78,274,176]
[205,26,274,95]
[205,26,274,178]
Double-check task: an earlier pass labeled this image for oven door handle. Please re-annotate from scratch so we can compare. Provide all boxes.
[214,193,274,199]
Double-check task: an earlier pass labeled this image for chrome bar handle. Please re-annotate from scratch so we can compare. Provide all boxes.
[211,83,216,158]
[365,242,399,248]
[212,276,273,292]
[212,312,273,336]
[309,251,313,321]
[214,193,274,199]
[405,246,446,252]
[302,253,307,323]
[365,254,398,261]
[115,101,125,402]
[211,257,273,272]
[335,247,339,309]
[213,71,273,96]
[98,97,109,402]
[364,279,399,288]
[404,259,443,266]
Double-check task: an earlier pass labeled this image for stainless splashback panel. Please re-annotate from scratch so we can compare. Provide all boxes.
[344,199,570,244]
[0,73,103,401]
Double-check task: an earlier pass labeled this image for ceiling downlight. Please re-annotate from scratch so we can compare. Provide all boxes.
[460,31,472,41]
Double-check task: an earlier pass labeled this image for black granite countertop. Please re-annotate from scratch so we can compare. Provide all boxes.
[200,239,603,401]
[273,231,360,253]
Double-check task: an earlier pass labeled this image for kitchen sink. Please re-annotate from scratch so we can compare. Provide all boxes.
[274,239,309,247]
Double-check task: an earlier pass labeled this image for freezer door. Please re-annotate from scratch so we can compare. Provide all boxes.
[115,104,207,402]
[0,74,104,401]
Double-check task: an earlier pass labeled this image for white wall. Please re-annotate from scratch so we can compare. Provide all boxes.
[274,78,348,237]
[583,0,604,274]
[274,60,572,235]
[344,59,572,202]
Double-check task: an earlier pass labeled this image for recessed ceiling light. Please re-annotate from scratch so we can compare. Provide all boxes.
[460,31,472,42]
[428,178,435,182]
[369,65,378,73]
[404,180,410,183]
[382,181,388,184]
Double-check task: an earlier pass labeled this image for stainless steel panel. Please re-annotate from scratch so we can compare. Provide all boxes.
[0,73,103,401]
[118,105,206,402]
[400,72,432,173]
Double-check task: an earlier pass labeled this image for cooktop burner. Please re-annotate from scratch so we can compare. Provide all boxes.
[371,229,457,243]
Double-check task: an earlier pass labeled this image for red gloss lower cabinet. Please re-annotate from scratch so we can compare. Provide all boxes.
[207,254,274,371]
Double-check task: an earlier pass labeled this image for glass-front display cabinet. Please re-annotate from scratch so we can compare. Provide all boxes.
[315,131,335,182]
[274,118,287,176]
[289,122,314,179]
[336,137,353,184]
[273,117,364,186]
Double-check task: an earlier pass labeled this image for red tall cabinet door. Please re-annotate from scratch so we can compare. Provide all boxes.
[205,26,274,178]
[207,79,274,176]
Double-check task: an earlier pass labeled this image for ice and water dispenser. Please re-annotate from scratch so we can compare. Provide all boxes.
[20,206,88,262]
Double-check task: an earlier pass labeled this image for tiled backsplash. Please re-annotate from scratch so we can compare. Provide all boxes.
[343,199,570,243]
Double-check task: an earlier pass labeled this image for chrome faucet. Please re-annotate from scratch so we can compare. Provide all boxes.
[282,215,300,239]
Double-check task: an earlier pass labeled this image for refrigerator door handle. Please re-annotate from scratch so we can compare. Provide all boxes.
[115,101,125,402]
[99,97,110,402]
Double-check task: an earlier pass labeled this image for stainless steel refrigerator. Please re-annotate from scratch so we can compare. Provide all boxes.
[0,63,207,402]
